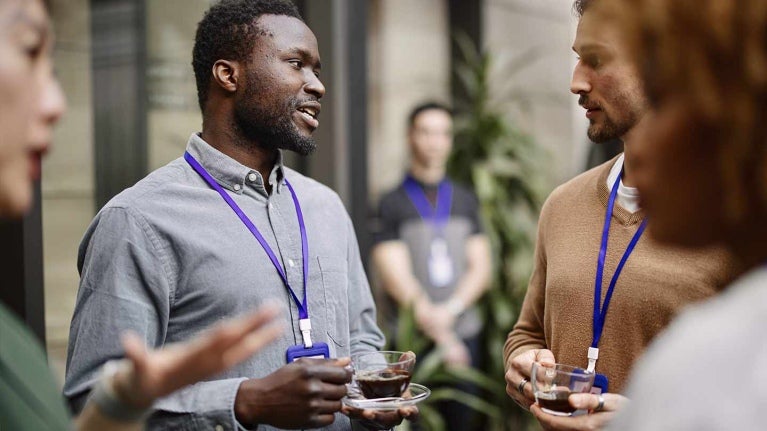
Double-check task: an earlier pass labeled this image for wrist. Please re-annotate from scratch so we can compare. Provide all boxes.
[234,378,263,427]
[444,297,466,317]
[433,330,460,347]
[90,360,151,422]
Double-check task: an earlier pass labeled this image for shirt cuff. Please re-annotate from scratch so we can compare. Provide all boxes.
[152,377,247,431]
[234,379,258,431]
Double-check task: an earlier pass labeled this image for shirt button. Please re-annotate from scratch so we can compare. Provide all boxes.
[215,425,224,431]
[288,259,295,267]
[233,184,242,191]
[248,173,258,182]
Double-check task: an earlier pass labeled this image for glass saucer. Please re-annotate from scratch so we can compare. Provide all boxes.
[343,383,430,411]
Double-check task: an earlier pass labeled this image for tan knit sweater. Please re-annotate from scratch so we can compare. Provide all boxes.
[504,157,733,393]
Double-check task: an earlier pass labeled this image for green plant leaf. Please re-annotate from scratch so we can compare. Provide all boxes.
[428,388,503,421]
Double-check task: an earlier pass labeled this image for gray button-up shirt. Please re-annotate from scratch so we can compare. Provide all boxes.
[64,134,385,430]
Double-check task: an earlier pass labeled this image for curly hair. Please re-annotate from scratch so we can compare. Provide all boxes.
[192,0,302,111]
[606,0,767,224]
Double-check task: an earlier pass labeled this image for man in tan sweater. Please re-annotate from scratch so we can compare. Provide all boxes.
[503,0,732,430]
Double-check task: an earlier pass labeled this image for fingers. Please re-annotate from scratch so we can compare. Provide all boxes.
[531,397,622,431]
[220,320,284,367]
[568,393,627,413]
[307,413,337,428]
[535,349,556,366]
[530,403,579,431]
[210,303,282,348]
[313,381,349,401]
[505,361,534,409]
[294,360,353,385]
[121,331,148,375]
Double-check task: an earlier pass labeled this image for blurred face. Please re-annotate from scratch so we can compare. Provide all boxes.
[0,0,65,217]
[571,9,648,142]
[234,14,325,156]
[408,109,453,169]
[632,100,726,247]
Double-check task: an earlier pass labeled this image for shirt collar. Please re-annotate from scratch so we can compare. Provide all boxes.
[186,133,285,195]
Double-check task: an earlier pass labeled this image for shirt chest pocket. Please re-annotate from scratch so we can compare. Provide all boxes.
[316,256,349,351]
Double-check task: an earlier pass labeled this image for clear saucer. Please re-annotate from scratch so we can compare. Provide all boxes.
[342,383,431,411]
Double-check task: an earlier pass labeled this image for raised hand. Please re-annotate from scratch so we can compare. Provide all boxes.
[234,357,353,429]
[115,303,284,408]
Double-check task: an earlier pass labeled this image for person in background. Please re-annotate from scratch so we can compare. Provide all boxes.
[63,1,412,430]
[372,102,492,430]
[0,1,283,430]
[503,1,733,430]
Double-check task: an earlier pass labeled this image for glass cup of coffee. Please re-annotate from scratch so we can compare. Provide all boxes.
[531,362,595,416]
[352,351,416,399]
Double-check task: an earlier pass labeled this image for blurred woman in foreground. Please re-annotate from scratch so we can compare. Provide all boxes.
[570,0,767,429]
[0,1,282,430]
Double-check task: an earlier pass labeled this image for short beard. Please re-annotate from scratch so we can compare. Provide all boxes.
[580,93,644,143]
[233,82,317,156]
[587,115,634,143]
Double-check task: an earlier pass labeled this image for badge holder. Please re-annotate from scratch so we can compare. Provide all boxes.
[286,318,330,362]
[428,237,454,288]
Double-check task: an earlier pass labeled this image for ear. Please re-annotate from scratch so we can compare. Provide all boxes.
[211,60,239,94]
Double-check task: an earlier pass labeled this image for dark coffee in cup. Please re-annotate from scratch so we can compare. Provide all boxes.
[356,368,411,399]
[536,389,575,414]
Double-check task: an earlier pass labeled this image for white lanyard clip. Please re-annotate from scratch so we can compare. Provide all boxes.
[587,347,599,373]
[299,318,313,348]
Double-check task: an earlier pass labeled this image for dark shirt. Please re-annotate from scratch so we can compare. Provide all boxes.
[373,178,484,338]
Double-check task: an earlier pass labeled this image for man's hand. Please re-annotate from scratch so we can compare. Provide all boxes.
[342,385,419,430]
[531,393,629,431]
[415,299,457,336]
[437,334,471,368]
[343,405,418,430]
[234,357,353,429]
[505,348,556,410]
[116,303,284,408]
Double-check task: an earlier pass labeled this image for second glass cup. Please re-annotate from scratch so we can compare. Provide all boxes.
[531,362,595,416]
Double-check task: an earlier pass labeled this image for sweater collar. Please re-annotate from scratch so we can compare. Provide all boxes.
[596,154,645,226]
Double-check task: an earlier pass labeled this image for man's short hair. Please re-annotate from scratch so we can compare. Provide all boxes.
[192,0,302,111]
[407,102,452,129]
[573,0,594,18]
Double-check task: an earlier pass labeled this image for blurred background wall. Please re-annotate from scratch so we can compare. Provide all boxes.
[38,0,587,379]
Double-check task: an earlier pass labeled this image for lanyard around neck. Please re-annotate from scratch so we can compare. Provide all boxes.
[184,152,310,322]
[588,171,648,372]
[403,175,453,228]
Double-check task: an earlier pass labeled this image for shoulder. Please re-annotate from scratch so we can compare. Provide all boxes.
[450,181,479,204]
[548,159,609,205]
[539,158,610,219]
[378,184,407,206]
[100,158,189,211]
[620,267,767,427]
[283,167,349,216]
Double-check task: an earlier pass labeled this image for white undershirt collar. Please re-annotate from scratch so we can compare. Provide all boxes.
[606,153,641,213]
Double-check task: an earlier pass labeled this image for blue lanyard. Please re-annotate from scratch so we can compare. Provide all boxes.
[589,171,648,370]
[184,152,310,321]
[402,175,453,229]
